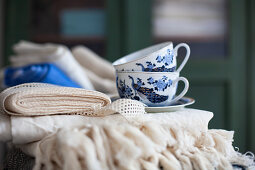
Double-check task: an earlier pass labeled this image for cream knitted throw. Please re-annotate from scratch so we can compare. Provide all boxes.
[0,83,145,142]
[0,83,111,116]
[19,114,254,170]
[0,84,254,169]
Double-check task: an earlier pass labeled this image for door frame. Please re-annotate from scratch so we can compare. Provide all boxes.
[248,0,255,152]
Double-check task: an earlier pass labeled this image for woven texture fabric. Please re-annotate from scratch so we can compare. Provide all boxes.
[0,83,146,143]
[1,108,208,145]
[22,119,255,170]
[0,83,111,116]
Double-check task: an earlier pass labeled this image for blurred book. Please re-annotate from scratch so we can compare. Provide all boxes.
[153,0,227,38]
[60,9,105,37]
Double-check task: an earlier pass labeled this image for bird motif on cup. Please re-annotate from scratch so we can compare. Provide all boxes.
[116,76,133,98]
[128,75,169,103]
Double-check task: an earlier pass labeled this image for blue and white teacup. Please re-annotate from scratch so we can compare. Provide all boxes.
[113,42,190,72]
[116,71,189,107]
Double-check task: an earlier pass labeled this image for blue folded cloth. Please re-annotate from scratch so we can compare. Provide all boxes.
[4,63,81,88]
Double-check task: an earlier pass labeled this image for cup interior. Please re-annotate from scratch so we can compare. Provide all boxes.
[116,71,180,75]
[113,42,172,66]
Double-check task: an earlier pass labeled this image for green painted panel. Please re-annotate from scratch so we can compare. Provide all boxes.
[121,0,152,55]
[185,82,226,129]
[227,0,247,152]
[4,0,31,65]
[248,0,255,153]
[106,0,121,62]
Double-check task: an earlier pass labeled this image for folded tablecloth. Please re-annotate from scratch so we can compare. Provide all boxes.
[2,108,211,145]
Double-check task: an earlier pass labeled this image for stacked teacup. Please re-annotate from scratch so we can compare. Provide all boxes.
[113,42,190,107]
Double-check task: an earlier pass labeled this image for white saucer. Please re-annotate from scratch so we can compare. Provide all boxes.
[145,97,195,113]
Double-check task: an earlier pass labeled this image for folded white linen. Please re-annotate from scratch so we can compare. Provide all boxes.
[1,108,212,145]
[72,46,116,81]
[10,41,94,90]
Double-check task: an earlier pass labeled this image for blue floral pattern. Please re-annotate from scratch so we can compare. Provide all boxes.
[156,49,174,66]
[136,49,175,72]
[147,76,172,91]
[116,75,174,104]
[116,76,133,98]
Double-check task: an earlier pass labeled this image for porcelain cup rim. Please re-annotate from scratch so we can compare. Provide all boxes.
[113,41,173,66]
[116,71,180,76]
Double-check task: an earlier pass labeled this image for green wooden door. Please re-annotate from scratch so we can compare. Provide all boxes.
[4,0,31,65]
[248,0,255,152]
[113,0,249,152]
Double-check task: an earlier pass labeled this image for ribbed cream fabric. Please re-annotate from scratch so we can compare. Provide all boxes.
[0,83,111,116]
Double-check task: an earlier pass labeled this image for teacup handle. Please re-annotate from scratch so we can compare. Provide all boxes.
[170,77,189,104]
[174,43,190,72]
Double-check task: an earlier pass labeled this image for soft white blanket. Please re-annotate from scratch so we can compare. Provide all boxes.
[16,111,254,170]
[0,87,254,169]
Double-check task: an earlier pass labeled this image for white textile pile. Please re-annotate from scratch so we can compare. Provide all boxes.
[0,82,254,169]
[6,41,117,94]
[12,110,255,170]
[0,83,145,143]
